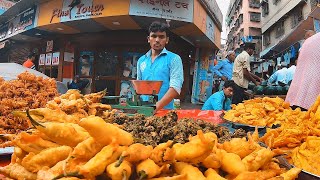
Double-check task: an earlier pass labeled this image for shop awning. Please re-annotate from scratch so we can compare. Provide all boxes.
[259,44,276,59]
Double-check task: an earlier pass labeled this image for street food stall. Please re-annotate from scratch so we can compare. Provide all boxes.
[1,71,319,180]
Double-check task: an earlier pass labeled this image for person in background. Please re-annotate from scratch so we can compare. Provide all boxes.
[68,75,89,91]
[267,62,287,86]
[299,30,316,51]
[232,43,261,104]
[286,31,320,111]
[23,53,36,70]
[202,80,236,111]
[137,21,184,111]
[286,57,297,85]
[213,50,236,90]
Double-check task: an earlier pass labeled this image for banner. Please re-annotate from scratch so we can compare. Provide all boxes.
[0,0,15,15]
[129,0,193,23]
[49,0,105,23]
[205,14,214,43]
[39,54,45,65]
[45,53,52,65]
[0,5,38,41]
[52,52,60,65]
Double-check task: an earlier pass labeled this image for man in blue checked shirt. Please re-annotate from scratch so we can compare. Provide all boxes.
[202,80,236,111]
[213,51,235,90]
[137,21,184,111]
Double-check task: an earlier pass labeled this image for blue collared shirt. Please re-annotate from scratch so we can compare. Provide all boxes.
[202,90,232,111]
[137,48,184,109]
[268,68,288,85]
[213,59,234,80]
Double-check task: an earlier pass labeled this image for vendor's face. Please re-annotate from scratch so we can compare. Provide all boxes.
[223,87,234,98]
[228,53,236,62]
[148,31,169,51]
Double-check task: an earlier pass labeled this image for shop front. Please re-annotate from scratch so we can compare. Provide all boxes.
[0,0,222,102]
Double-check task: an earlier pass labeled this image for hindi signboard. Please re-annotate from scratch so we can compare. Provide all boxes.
[129,0,193,23]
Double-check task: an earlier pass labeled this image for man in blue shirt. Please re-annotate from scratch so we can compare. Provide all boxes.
[137,21,184,111]
[202,80,236,111]
[213,51,235,90]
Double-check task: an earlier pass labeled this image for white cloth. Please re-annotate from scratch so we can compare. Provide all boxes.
[286,65,296,83]
[268,68,288,85]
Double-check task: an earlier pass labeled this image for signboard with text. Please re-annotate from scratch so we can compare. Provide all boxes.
[129,0,193,23]
[52,52,60,65]
[50,0,105,23]
[0,0,15,15]
[205,14,214,43]
[0,5,38,41]
[45,53,52,65]
[39,54,45,65]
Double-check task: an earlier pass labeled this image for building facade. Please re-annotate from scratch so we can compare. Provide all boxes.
[226,0,262,58]
[260,0,320,60]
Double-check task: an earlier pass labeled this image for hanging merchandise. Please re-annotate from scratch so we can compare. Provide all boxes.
[290,45,296,58]
[284,52,290,66]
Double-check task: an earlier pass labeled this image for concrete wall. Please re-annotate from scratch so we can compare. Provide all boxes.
[262,1,312,50]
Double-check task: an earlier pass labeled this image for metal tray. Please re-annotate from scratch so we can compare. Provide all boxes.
[220,113,267,131]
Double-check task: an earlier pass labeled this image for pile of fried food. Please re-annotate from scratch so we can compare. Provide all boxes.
[0,72,58,145]
[223,97,306,127]
[261,95,320,176]
[111,112,247,146]
[0,113,302,180]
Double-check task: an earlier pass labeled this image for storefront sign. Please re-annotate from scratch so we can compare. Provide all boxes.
[129,0,193,23]
[39,54,45,65]
[202,0,223,25]
[205,14,214,43]
[0,5,38,41]
[52,52,60,65]
[46,40,53,52]
[50,0,104,23]
[0,0,15,15]
[45,53,52,65]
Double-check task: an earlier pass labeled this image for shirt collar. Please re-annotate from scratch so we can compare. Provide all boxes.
[146,48,168,57]
[226,58,232,63]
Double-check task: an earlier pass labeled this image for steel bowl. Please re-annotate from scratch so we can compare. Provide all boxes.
[130,80,163,95]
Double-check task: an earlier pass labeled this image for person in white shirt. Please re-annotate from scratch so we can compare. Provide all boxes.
[286,58,297,85]
[268,63,288,86]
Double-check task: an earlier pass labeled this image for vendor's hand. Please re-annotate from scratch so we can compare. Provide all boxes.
[221,76,227,81]
[254,81,261,86]
[257,77,262,82]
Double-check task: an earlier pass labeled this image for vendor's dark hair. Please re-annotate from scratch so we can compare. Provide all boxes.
[224,80,236,89]
[149,21,169,35]
[27,53,36,59]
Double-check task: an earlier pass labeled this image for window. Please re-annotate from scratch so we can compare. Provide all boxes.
[263,32,271,46]
[249,0,260,8]
[273,0,280,5]
[239,14,243,24]
[250,12,261,22]
[262,2,269,17]
[275,21,285,38]
[291,8,303,28]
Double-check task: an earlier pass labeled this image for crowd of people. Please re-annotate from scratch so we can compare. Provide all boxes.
[202,30,319,112]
